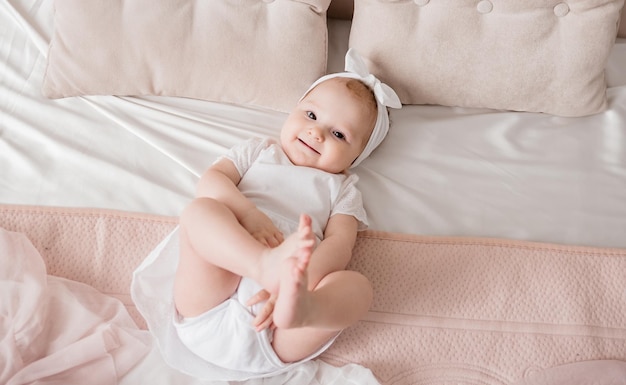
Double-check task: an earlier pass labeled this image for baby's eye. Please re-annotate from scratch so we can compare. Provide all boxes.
[307,111,316,120]
[332,131,346,140]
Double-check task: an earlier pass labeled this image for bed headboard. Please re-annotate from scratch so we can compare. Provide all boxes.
[328,0,353,19]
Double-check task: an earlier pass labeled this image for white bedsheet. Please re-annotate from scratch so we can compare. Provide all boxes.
[2,0,626,248]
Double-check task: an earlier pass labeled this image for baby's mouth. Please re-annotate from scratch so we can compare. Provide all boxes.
[298,138,320,154]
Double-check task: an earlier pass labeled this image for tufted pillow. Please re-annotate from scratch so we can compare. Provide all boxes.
[42,0,330,112]
[349,0,624,117]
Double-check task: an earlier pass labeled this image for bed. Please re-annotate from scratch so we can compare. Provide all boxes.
[1,0,626,384]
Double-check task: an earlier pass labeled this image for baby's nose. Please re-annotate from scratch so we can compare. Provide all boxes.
[308,126,324,141]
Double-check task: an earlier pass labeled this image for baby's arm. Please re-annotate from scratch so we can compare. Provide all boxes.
[196,158,283,247]
[196,158,249,212]
[306,213,359,289]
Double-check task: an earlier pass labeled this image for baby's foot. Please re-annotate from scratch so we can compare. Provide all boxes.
[273,214,315,329]
[258,214,315,294]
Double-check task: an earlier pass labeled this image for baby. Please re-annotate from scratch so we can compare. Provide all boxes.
[132,49,401,381]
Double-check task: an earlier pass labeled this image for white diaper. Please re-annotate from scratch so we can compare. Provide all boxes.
[131,227,337,381]
[174,277,288,374]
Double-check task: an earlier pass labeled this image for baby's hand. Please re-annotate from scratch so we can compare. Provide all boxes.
[240,208,284,247]
[246,289,276,332]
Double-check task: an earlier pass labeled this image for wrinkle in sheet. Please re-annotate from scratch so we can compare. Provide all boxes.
[79,94,287,178]
[0,0,49,108]
[1,96,196,215]
[3,0,50,54]
[79,96,220,178]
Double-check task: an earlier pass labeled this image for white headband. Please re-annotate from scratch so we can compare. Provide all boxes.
[301,48,402,168]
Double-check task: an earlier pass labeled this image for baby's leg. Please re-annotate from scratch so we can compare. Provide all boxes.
[272,244,313,329]
[174,198,314,317]
[272,250,373,363]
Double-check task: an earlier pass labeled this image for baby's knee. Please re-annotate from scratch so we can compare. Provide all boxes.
[355,272,374,306]
[180,197,223,227]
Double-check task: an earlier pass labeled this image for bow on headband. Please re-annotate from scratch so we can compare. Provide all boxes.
[344,48,402,110]
[301,48,402,168]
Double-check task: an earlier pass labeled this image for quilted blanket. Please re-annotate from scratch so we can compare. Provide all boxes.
[1,204,625,384]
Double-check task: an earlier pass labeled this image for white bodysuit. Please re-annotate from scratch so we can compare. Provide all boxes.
[131,138,368,381]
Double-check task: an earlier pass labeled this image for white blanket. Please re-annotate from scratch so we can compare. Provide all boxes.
[0,227,380,385]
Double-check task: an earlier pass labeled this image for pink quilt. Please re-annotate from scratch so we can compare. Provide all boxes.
[1,204,625,384]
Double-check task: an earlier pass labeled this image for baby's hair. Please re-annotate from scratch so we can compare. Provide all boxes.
[341,78,377,115]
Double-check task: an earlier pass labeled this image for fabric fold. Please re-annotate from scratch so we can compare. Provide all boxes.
[0,227,151,385]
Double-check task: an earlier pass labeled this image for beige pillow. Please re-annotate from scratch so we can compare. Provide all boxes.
[350,0,624,117]
[42,0,331,112]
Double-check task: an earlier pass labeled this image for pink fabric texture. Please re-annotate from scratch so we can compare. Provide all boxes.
[0,226,151,385]
[0,204,625,384]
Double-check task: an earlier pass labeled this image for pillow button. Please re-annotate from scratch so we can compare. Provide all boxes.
[477,0,493,14]
[413,0,429,6]
[554,3,570,17]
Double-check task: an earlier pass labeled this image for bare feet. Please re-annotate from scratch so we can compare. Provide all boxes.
[257,214,315,295]
[273,214,315,329]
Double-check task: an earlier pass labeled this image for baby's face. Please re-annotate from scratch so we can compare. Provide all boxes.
[280,78,376,174]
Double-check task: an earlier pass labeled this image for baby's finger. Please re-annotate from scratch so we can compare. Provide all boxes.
[266,235,280,248]
[270,232,284,247]
[246,289,271,306]
[253,301,275,330]
[253,234,269,247]
[255,314,274,332]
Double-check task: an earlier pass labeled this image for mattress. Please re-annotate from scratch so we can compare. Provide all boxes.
[2,0,626,384]
[2,1,625,248]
